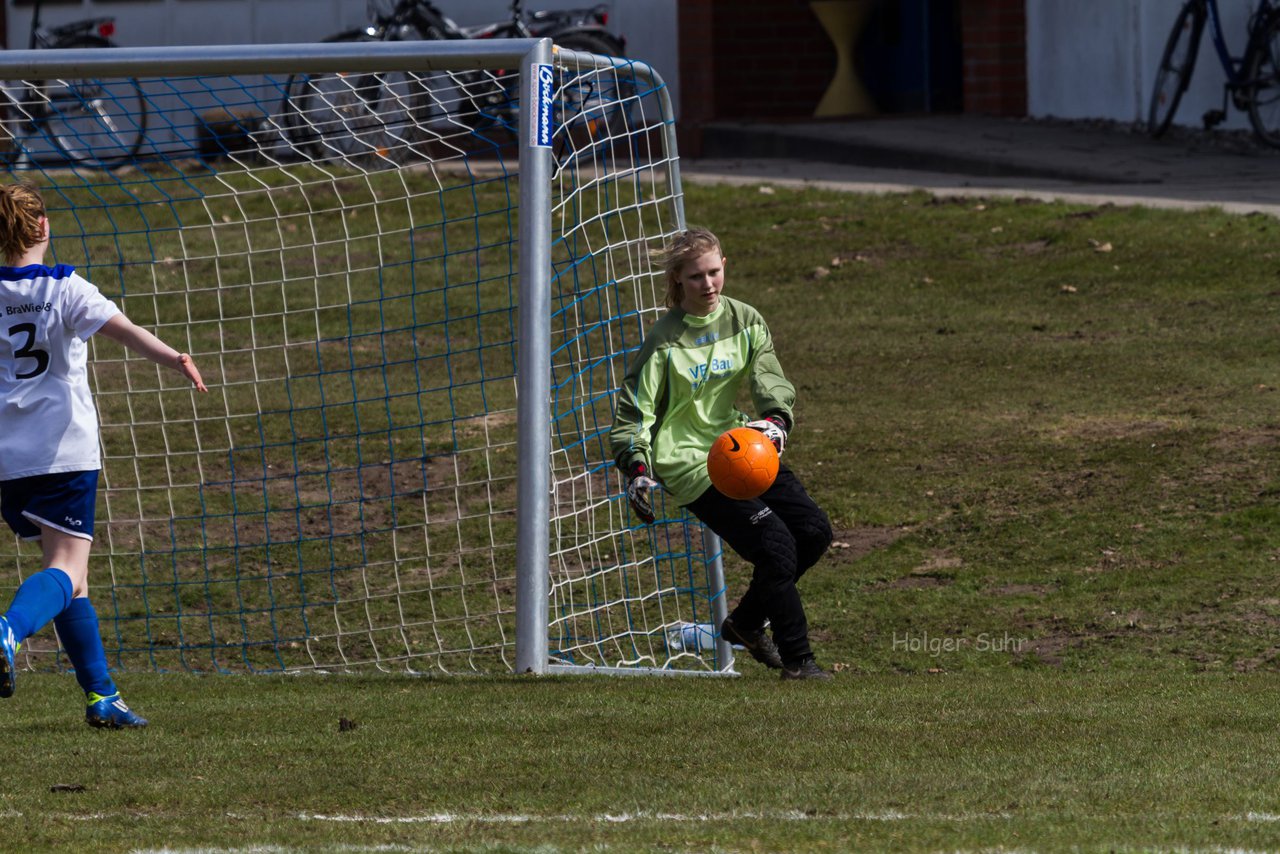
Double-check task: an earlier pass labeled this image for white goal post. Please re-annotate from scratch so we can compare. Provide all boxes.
[0,37,737,677]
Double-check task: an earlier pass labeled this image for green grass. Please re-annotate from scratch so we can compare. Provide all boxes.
[730,189,1280,676]
[11,176,1280,851]
[8,671,1280,852]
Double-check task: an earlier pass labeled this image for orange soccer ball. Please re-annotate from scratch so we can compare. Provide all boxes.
[707,427,779,500]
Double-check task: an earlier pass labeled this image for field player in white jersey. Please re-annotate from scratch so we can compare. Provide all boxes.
[0,182,207,728]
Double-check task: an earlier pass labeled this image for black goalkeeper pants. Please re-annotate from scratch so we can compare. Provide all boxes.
[685,464,833,665]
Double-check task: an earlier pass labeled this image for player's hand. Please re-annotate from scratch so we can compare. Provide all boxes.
[625,465,659,525]
[746,416,787,455]
[178,353,209,393]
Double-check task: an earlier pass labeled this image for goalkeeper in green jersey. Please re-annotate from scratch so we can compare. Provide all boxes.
[610,227,834,680]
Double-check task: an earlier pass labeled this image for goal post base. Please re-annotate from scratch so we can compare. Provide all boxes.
[546,663,740,678]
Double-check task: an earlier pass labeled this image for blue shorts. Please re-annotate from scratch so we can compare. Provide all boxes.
[0,470,98,541]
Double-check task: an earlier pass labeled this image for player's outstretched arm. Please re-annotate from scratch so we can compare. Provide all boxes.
[98,314,209,393]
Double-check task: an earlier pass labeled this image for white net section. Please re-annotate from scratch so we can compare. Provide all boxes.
[0,46,731,675]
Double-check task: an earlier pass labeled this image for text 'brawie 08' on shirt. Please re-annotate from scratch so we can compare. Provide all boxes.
[0,264,120,481]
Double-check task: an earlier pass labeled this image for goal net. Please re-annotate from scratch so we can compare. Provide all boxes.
[0,40,735,676]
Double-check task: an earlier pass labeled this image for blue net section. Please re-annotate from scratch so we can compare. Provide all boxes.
[0,49,729,674]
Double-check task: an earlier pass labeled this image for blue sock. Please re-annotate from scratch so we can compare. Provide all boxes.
[53,597,116,698]
[3,567,73,642]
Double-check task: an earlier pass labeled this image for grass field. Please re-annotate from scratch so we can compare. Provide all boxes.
[9,671,1280,852]
[8,178,1280,852]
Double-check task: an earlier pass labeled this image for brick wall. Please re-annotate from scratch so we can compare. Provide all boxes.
[678,0,834,153]
[677,0,1027,153]
[705,0,833,118]
[959,0,1026,116]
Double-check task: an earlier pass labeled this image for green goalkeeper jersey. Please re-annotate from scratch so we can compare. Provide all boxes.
[610,295,795,506]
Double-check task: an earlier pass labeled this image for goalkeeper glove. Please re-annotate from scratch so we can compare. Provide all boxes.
[625,463,659,525]
[746,414,788,455]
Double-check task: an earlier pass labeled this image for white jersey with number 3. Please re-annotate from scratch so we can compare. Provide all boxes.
[0,264,119,481]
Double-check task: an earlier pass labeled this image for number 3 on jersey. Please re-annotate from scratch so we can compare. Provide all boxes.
[8,322,49,379]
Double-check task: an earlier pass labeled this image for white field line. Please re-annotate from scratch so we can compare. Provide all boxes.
[134,848,540,854]
[134,848,426,854]
[127,848,1280,854]
[0,809,1013,824]
[295,809,1012,824]
[133,848,296,854]
[23,810,1280,827]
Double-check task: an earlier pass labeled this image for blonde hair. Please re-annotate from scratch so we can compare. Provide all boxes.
[661,226,722,308]
[0,183,45,265]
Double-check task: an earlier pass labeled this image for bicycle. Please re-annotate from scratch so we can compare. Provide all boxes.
[0,0,147,169]
[465,1,623,56]
[1148,0,1280,147]
[281,0,630,164]
[463,0,632,162]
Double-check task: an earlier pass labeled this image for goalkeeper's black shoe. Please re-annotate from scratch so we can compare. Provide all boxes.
[780,657,833,681]
[86,692,148,729]
[720,616,784,669]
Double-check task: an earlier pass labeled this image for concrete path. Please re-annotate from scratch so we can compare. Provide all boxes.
[682,115,1280,216]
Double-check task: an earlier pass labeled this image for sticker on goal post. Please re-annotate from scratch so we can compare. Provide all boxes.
[531,63,554,148]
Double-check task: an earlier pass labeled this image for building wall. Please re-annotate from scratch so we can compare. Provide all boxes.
[676,0,1020,155]
[700,0,832,119]
[5,0,365,47]
[1026,0,1254,130]
[960,0,1025,116]
[17,2,1246,138]
[675,0,845,154]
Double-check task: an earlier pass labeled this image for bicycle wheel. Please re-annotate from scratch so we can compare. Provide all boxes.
[1148,1,1205,138]
[45,77,146,167]
[1245,11,1280,147]
[0,89,22,168]
[42,35,146,167]
[553,32,637,164]
[283,30,367,156]
[292,68,419,163]
[418,68,512,135]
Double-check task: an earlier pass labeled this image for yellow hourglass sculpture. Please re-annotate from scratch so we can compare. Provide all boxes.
[811,0,877,117]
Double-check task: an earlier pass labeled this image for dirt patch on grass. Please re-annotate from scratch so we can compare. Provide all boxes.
[829,526,903,561]
[1020,632,1079,667]
[869,549,959,590]
[988,583,1056,597]
[883,575,953,590]
[983,238,1054,259]
[1210,425,1280,452]
[1014,238,1053,255]
[1007,598,1280,669]
[1040,414,1182,443]
[1013,618,1139,667]
[1231,646,1280,671]
[1061,204,1115,221]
